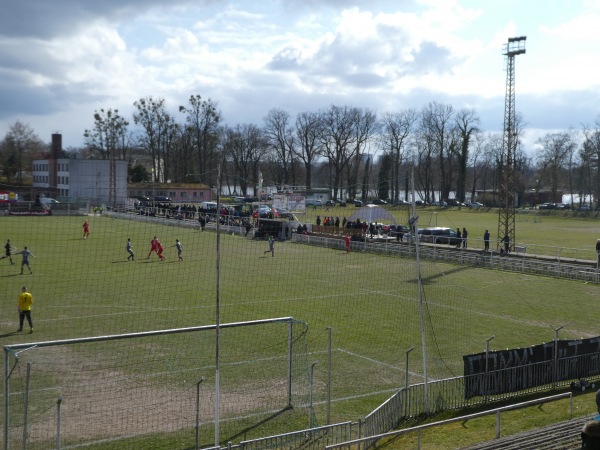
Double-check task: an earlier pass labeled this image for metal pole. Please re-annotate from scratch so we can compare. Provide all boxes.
[22,362,31,450]
[327,327,332,425]
[553,326,563,388]
[405,346,415,392]
[4,348,9,450]
[215,164,222,448]
[411,168,429,414]
[195,376,205,450]
[309,362,317,428]
[287,321,293,408]
[56,397,62,450]
[485,336,495,402]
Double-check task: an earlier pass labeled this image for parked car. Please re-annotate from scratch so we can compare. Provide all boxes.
[467,202,484,208]
[338,200,347,207]
[353,200,362,207]
[154,195,172,203]
[419,227,461,245]
[39,197,60,208]
[539,203,556,209]
[394,200,410,206]
[578,204,592,211]
[389,224,410,238]
[372,199,388,205]
[325,200,335,207]
[415,200,428,206]
[432,201,447,207]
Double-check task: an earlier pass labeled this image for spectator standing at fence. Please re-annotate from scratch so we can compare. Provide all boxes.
[484,230,490,251]
[345,234,351,253]
[462,228,468,248]
[316,216,321,226]
[596,239,600,265]
[456,228,462,248]
[502,234,510,253]
[17,286,33,333]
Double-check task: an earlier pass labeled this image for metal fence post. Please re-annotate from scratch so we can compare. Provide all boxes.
[485,336,495,402]
[56,397,63,450]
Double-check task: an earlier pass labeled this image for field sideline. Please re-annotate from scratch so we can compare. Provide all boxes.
[2,213,600,447]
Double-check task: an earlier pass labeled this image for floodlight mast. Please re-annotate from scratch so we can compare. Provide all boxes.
[497,36,526,252]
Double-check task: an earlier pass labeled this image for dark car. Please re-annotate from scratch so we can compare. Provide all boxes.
[389,224,410,238]
[325,200,335,207]
[539,203,556,210]
[419,227,461,245]
[154,196,172,203]
[353,200,363,207]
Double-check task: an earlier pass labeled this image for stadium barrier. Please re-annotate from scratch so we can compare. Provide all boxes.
[291,233,600,284]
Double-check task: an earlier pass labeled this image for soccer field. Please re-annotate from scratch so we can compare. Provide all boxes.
[2,213,599,448]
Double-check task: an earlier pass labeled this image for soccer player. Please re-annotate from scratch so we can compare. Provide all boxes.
[83,220,90,239]
[172,239,183,261]
[155,238,165,261]
[15,246,34,274]
[264,235,275,257]
[17,286,33,333]
[126,238,135,261]
[1,239,14,265]
[147,237,158,259]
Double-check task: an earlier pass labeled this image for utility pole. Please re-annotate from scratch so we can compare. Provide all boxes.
[497,36,526,252]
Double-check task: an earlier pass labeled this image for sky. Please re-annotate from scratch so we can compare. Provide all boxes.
[0,0,599,152]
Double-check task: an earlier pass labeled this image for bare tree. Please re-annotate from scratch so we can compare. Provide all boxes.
[263,108,295,187]
[420,102,456,202]
[294,111,323,190]
[347,107,378,200]
[454,108,480,202]
[320,105,357,200]
[179,95,221,186]
[581,118,600,209]
[222,124,268,197]
[535,132,576,203]
[83,108,130,160]
[379,109,418,202]
[133,97,173,182]
[0,120,46,185]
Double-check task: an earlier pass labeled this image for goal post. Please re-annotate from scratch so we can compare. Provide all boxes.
[3,317,309,449]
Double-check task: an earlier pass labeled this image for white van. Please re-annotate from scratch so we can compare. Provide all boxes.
[40,197,60,208]
[200,201,217,210]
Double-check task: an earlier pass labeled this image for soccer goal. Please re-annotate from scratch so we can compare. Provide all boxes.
[3,317,309,449]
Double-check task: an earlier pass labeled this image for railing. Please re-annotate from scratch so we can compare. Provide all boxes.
[325,392,573,449]
[292,233,600,284]
[238,421,358,450]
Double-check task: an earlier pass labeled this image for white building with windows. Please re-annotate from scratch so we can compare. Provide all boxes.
[32,158,128,206]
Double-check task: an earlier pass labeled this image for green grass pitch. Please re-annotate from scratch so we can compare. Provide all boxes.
[2,213,600,448]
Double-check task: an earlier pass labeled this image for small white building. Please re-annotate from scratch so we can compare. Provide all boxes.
[32,158,128,206]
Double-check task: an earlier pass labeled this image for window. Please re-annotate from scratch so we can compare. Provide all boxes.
[181,192,187,198]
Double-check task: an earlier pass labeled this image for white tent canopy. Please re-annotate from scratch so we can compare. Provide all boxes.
[346,205,397,224]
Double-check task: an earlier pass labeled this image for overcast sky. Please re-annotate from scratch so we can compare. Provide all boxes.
[0,0,599,151]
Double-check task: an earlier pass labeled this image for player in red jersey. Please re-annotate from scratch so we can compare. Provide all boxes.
[155,238,165,261]
[82,220,90,239]
[147,237,158,259]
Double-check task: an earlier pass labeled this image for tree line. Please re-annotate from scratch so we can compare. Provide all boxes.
[1,94,600,207]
